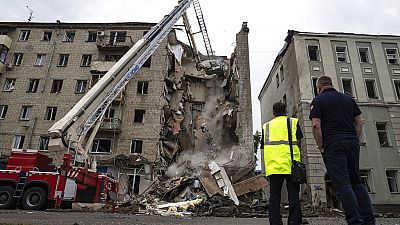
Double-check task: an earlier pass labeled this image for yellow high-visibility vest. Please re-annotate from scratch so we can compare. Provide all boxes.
[262,116,301,177]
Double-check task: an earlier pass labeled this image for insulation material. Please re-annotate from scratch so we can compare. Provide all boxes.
[168,44,184,65]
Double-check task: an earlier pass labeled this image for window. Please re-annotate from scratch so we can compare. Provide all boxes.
[58,54,69,66]
[376,122,390,147]
[360,170,372,192]
[3,78,16,92]
[393,69,400,75]
[336,46,348,62]
[340,67,350,73]
[386,170,399,193]
[142,57,151,67]
[39,136,49,151]
[341,78,355,98]
[18,30,30,41]
[13,53,23,65]
[35,54,46,66]
[75,80,87,93]
[363,67,373,74]
[42,31,52,41]
[365,79,379,99]
[307,45,320,61]
[0,105,8,119]
[50,80,63,93]
[12,135,25,149]
[91,74,104,86]
[27,79,39,93]
[130,140,143,154]
[104,107,115,119]
[386,48,399,64]
[358,47,370,63]
[91,139,112,153]
[134,110,145,123]
[109,31,127,44]
[128,170,142,195]
[20,106,32,120]
[0,44,8,64]
[312,77,318,97]
[280,65,284,81]
[394,80,400,100]
[81,54,92,66]
[137,81,149,94]
[282,94,287,106]
[275,73,279,88]
[87,32,97,42]
[63,31,75,42]
[45,107,57,120]
[105,54,123,62]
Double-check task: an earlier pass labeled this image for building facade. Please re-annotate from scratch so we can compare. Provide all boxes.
[0,21,253,200]
[259,31,400,206]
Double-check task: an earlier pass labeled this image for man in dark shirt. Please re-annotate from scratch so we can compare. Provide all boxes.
[310,76,375,225]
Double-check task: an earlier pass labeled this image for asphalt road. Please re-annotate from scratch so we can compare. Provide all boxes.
[0,210,399,225]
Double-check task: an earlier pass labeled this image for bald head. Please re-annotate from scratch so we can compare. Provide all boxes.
[316,76,333,94]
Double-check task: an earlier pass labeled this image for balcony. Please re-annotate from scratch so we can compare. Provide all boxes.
[96,35,133,52]
[90,60,116,73]
[0,35,12,72]
[99,118,122,133]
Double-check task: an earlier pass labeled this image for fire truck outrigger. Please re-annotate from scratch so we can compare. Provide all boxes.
[0,0,203,210]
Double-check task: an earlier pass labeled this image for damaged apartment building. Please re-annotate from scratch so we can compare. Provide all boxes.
[0,21,253,200]
[259,30,400,207]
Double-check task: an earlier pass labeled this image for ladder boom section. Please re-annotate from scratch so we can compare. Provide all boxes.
[48,0,194,160]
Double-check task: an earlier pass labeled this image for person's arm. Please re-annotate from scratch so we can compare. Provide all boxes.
[296,123,303,148]
[354,114,363,139]
[311,118,324,153]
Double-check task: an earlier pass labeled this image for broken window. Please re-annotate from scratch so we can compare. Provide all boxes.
[87,31,97,42]
[365,79,379,99]
[63,31,75,42]
[341,78,355,97]
[75,80,87,94]
[376,122,390,147]
[109,31,127,45]
[0,44,8,64]
[128,170,142,195]
[20,106,32,120]
[280,65,284,81]
[58,54,69,66]
[312,77,318,97]
[13,53,23,65]
[336,46,348,62]
[19,30,30,41]
[282,94,287,106]
[81,54,92,66]
[275,73,279,88]
[358,47,370,63]
[360,170,372,192]
[91,139,112,153]
[308,45,320,61]
[45,107,57,120]
[42,31,52,41]
[394,80,400,100]
[50,80,63,93]
[142,57,151,68]
[386,170,399,193]
[104,107,116,119]
[3,78,16,92]
[12,135,25,149]
[105,54,123,62]
[137,81,149,94]
[91,74,104,86]
[386,48,399,64]
[131,140,143,154]
[0,105,8,119]
[35,54,46,66]
[27,79,39,93]
[134,110,145,123]
[39,136,49,151]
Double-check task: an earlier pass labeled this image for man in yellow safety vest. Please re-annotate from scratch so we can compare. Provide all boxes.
[261,102,303,225]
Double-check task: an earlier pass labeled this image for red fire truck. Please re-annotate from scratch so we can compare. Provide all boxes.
[0,150,118,210]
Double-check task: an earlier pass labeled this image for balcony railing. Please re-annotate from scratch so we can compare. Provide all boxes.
[96,35,133,52]
[100,118,122,132]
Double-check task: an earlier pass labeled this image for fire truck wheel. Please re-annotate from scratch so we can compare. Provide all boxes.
[0,186,16,209]
[21,187,47,210]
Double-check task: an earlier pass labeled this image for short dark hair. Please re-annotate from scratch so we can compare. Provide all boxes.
[317,76,333,87]
[273,102,287,116]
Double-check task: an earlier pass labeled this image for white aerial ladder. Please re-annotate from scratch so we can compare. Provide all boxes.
[47,0,214,169]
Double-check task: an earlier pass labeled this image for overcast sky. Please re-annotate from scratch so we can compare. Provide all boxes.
[2,0,400,133]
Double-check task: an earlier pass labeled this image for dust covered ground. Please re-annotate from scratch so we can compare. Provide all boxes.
[0,210,399,225]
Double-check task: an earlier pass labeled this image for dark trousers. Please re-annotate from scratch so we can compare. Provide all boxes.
[323,139,375,225]
[269,174,302,225]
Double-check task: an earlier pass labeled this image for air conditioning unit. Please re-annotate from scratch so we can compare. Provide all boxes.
[97,31,105,36]
[5,63,12,71]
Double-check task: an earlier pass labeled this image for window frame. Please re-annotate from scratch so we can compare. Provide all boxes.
[340,77,357,98]
[12,135,25,149]
[357,47,371,64]
[80,54,92,67]
[363,67,374,74]
[50,80,63,93]
[340,66,350,73]
[20,106,32,120]
[359,169,374,193]
[130,140,143,154]
[306,44,321,62]
[34,54,46,66]
[137,81,149,95]
[364,78,380,100]
[42,31,52,41]
[385,48,399,65]
[18,30,30,41]
[375,121,391,147]
[38,136,50,151]
[335,45,349,63]
[13,53,23,66]
[91,138,112,154]
[392,79,400,100]
[57,54,69,67]
[0,44,9,64]
[0,105,8,119]
[87,31,97,42]
[27,79,40,93]
[385,169,399,193]
[3,78,16,92]
[311,77,319,97]
[133,109,146,123]
[45,106,57,121]
[75,80,87,94]
[63,31,76,42]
